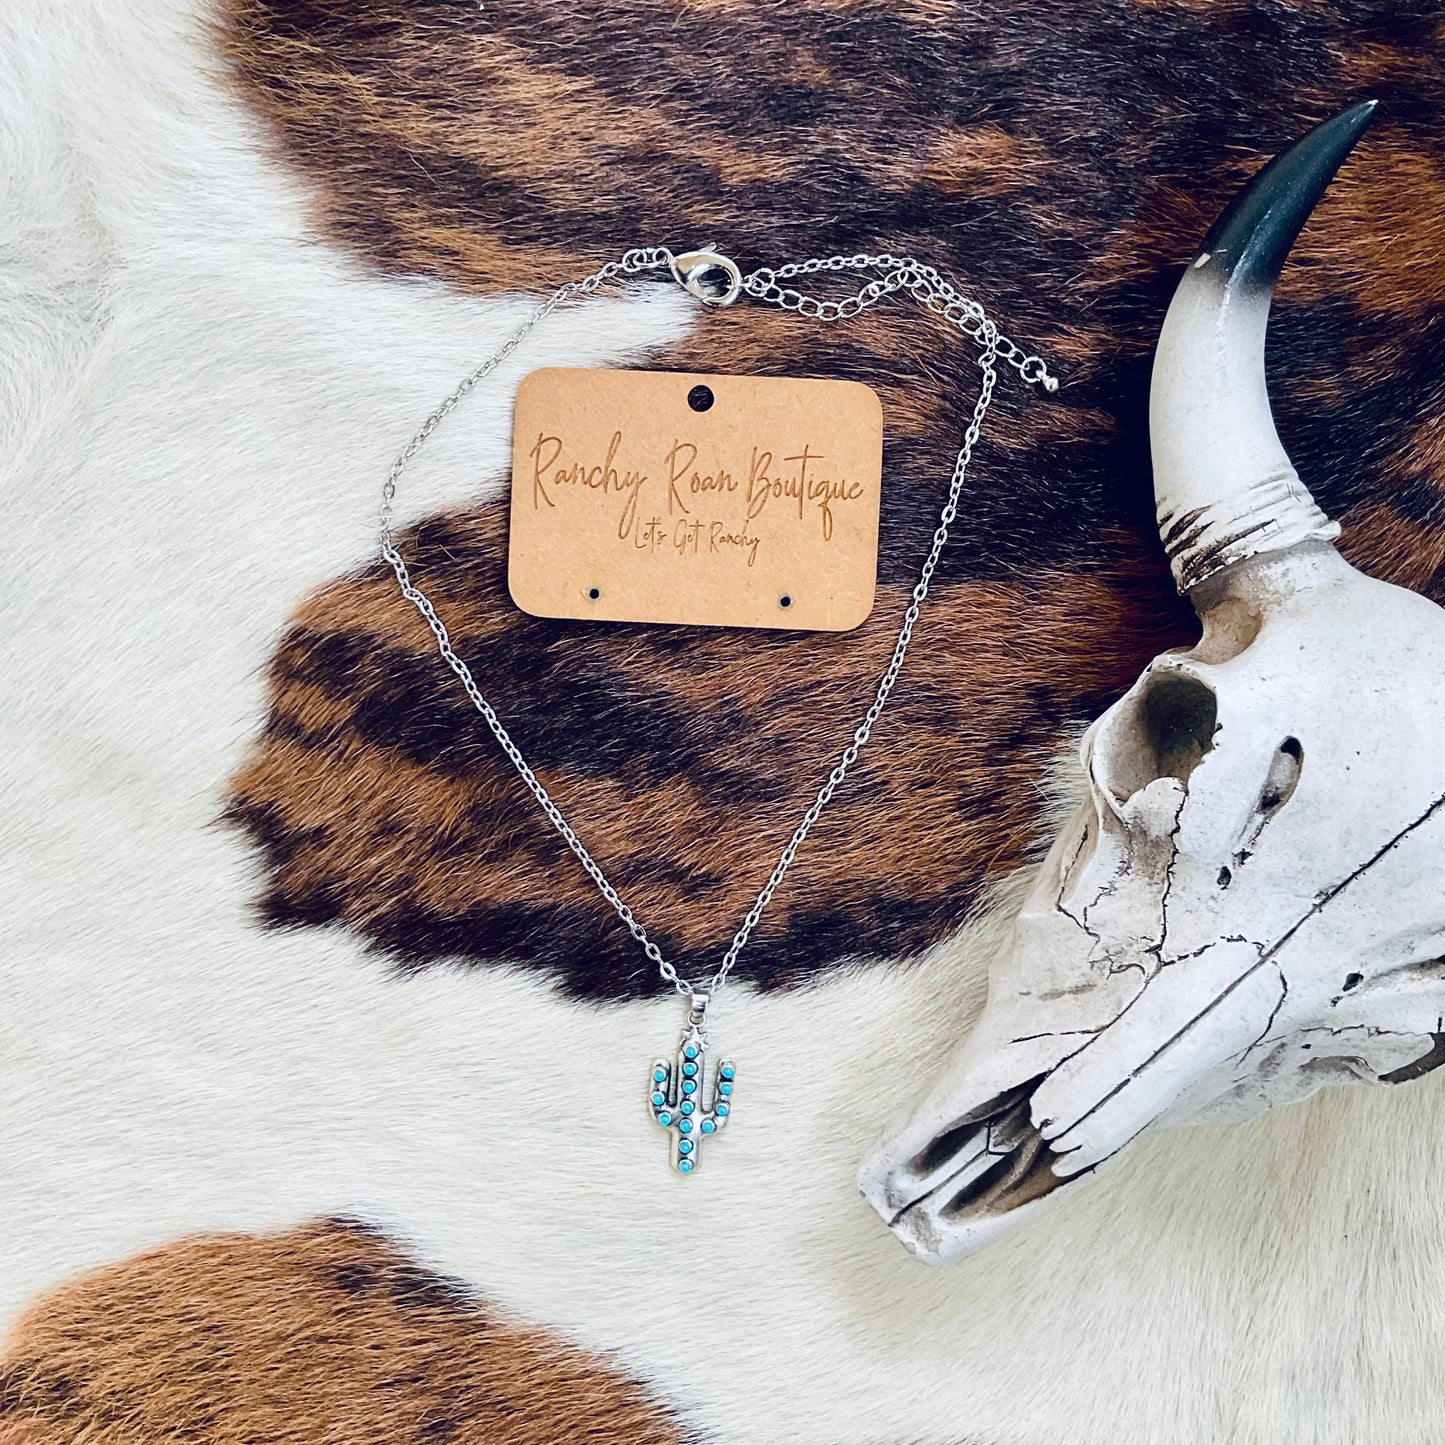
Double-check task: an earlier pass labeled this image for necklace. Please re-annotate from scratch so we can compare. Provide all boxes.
[379,246,1056,1173]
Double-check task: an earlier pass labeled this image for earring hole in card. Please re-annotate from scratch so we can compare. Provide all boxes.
[687,384,715,413]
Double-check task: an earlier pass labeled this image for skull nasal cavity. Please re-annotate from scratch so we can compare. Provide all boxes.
[909,1078,1042,1179]
[1112,673,1219,800]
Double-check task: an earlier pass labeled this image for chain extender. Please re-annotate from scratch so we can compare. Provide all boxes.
[379,246,1056,1010]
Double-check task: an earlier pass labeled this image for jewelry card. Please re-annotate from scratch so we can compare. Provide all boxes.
[508,368,883,631]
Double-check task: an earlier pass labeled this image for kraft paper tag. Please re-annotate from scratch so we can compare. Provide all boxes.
[508,369,883,631]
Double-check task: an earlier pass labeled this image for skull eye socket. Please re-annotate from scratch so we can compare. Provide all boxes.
[1105,671,1218,801]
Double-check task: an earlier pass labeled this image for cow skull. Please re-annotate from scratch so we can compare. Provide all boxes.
[861,101,1445,1264]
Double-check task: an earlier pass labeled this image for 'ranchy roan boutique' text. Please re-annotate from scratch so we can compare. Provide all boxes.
[527,430,867,567]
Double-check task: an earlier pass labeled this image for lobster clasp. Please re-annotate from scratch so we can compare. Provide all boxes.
[668,246,743,307]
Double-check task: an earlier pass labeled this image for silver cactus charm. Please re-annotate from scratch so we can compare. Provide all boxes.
[648,1005,735,1173]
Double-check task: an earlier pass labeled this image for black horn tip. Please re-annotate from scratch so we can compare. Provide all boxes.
[1195,100,1378,288]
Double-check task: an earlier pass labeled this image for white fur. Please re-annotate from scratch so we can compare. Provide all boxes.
[4,3,1445,1442]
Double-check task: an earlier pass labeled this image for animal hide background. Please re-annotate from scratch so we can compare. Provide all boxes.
[1,0,1443,1441]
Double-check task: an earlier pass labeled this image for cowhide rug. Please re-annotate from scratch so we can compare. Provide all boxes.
[2,0,1443,1441]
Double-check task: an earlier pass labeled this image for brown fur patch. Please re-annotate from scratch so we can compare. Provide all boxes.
[1396,405,1445,488]
[1282,136,1445,316]
[1338,498,1445,594]
[227,497,1193,997]
[218,0,1445,996]
[0,1222,684,1445]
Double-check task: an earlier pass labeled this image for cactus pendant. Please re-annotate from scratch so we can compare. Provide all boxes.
[647,1004,735,1173]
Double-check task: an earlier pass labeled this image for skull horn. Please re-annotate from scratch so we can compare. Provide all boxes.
[1149,101,1377,594]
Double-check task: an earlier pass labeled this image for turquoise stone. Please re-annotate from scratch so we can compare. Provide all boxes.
[721,1065,735,1080]
[719,1082,733,1097]
[717,1102,729,1116]
[680,1119,693,1134]
[684,1045,699,1060]
[681,1101,694,1115]
[682,1080,697,1095]
[653,1068,666,1082]
[679,1139,694,1155]
[658,1112,672,1126]
[683,1062,698,1077]
[701,1120,716,1134]
[679,1159,694,1172]
[651,1092,665,1107]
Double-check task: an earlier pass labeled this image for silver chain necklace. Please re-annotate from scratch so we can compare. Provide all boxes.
[379,245,1056,1173]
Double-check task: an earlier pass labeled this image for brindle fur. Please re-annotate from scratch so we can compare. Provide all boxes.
[222,0,1445,1000]
[0,1222,684,1445]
